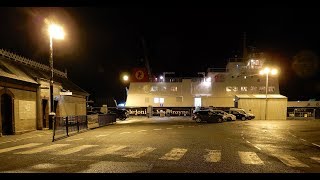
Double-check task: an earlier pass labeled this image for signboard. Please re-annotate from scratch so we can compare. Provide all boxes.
[60,91,72,96]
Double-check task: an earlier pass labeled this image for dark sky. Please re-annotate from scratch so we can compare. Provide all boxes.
[1,7,320,104]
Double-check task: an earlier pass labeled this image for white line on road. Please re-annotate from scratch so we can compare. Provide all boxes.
[312,143,320,148]
[204,150,221,162]
[137,130,147,132]
[15,144,70,154]
[300,138,307,142]
[85,145,127,156]
[0,143,43,153]
[119,132,131,134]
[96,134,109,137]
[253,145,261,151]
[166,128,173,130]
[53,145,98,155]
[178,127,184,128]
[124,147,156,158]
[66,138,84,142]
[310,157,320,163]
[159,148,188,161]
[239,151,264,165]
[153,129,162,131]
[246,140,251,144]
[273,154,309,167]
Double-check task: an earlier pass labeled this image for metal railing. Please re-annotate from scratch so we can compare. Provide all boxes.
[52,115,87,141]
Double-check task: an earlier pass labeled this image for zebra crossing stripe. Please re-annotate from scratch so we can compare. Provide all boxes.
[310,157,320,163]
[15,144,70,154]
[0,143,43,153]
[85,145,127,156]
[53,145,98,155]
[274,154,309,167]
[238,151,264,165]
[124,147,156,158]
[159,148,187,161]
[204,150,221,162]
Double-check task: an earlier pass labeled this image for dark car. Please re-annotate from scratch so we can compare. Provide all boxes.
[108,108,129,120]
[192,109,224,123]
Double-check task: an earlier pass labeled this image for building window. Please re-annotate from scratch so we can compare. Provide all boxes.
[145,97,149,103]
[241,86,248,91]
[151,86,158,92]
[226,86,232,92]
[259,86,266,92]
[154,97,159,103]
[171,86,178,91]
[176,97,183,102]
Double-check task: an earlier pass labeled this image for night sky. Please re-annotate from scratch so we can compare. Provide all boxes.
[1,7,320,104]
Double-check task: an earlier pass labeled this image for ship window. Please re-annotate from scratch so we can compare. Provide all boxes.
[233,86,238,92]
[226,86,232,92]
[268,86,275,92]
[145,97,149,103]
[176,97,183,102]
[151,86,158,92]
[171,86,178,91]
[154,98,159,103]
[250,86,258,91]
[241,86,248,91]
[159,98,164,103]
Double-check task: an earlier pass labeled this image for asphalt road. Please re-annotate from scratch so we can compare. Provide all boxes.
[0,116,320,173]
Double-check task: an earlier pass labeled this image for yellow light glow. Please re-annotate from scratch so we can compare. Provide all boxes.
[123,75,129,81]
[264,67,270,74]
[271,69,278,75]
[48,24,65,40]
[259,70,265,75]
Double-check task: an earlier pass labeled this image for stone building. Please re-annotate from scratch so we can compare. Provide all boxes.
[0,49,89,136]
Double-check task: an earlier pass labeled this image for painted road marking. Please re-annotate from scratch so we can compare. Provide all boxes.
[124,147,156,158]
[312,143,320,148]
[253,145,261,151]
[239,151,264,165]
[310,157,320,163]
[204,150,221,162]
[300,138,307,142]
[53,145,98,155]
[0,143,43,153]
[166,128,173,130]
[15,144,70,154]
[188,126,195,127]
[137,130,147,132]
[66,138,83,142]
[153,129,162,131]
[246,140,251,144]
[159,148,188,161]
[119,132,131,134]
[96,134,109,137]
[274,154,309,167]
[85,145,127,156]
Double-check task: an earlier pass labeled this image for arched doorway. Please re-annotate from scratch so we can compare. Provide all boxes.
[1,93,14,135]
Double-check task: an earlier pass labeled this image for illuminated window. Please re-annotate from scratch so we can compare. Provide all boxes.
[151,86,158,92]
[226,86,232,92]
[154,98,159,103]
[176,97,183,102]
[171,86,178,91]
[160,98,164,103]
[233,86,238,92]
[160,86,167,91]
[241,86,248,91]
[145,97,149,103]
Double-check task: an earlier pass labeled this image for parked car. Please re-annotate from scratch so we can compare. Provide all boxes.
[192,109,224,123]
[211,110,236,121]
[108,108,129,120]
[229,108,255,120]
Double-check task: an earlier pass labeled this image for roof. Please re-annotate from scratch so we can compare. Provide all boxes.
[236,94,287,99]
[0,49,89,96]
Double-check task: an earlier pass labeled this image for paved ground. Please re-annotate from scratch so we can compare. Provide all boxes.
[0,116,320,173]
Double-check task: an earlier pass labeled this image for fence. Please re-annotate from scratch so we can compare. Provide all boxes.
[53,114,117,141]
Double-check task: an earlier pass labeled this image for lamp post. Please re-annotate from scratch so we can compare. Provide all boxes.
[48,23,64,130]
[259,67,278,120]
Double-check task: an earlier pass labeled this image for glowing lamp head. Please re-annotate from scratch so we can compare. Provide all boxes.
[48,24,65,40]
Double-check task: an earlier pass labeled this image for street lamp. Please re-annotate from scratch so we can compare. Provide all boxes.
[48,23,64,129]
[259,67,278,120]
